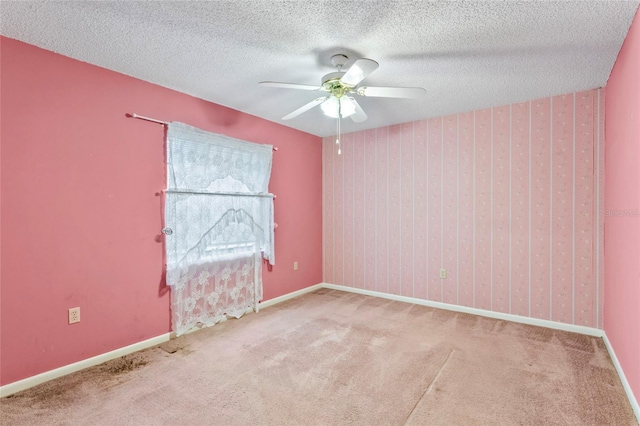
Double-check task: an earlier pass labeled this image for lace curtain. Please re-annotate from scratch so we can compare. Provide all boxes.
[164,122,274,335]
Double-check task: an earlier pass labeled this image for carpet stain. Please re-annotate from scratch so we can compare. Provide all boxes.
[454,312,480,329]
[4,355,151,412]
[406,304,432,317]
[159,340,193,355]
[5,369,88,411]
[493,320,556,344]
[556,331,596,353]
[98,355,149,376]
[24,386,76,409]
[425,308,456,324]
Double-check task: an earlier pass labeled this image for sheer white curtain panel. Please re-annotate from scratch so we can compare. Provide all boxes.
[164,122,274,335]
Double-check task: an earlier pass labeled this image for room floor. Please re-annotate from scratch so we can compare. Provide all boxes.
[1,289,636,425]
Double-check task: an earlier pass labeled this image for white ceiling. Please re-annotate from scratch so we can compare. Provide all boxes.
[1,1,638,137]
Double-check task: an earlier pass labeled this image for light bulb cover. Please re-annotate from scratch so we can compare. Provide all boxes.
[321,96,340,118]
[339,97,356,117]
[321,96,356,118]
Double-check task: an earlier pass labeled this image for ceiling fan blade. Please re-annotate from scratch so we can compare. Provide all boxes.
[340,58,379,86]
[349,97,367,123]
[282,97,327,120]
[259,81,322,91]
[357,86,426,98]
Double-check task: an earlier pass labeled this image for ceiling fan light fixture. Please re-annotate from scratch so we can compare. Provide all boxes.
[340,97,357,117]
[321,96,356,118]
[320,96,338,117]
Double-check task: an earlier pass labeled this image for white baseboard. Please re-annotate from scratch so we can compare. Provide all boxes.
[0,333,171,398]
[320,283,604,337]
[259,282,324,309]
[603,333,640,423]
[0,282,324,398]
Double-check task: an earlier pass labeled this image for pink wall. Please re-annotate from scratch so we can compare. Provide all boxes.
[323,89,605,328]
[0,37,323,386]
[604,8,640,408]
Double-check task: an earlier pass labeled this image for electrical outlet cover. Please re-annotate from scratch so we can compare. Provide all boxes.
[68,307,80,324]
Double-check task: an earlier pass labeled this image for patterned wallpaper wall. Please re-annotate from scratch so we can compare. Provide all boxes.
[323,89,605,328]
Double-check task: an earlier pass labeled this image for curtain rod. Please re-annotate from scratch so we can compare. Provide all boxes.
[126,112,278,151]
[164,189,275,198]
[126,112,167,125]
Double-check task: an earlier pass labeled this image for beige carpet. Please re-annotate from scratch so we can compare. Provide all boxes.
[1,289,637,425]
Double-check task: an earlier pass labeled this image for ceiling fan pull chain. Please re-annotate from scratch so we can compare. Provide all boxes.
[336,102,342,155]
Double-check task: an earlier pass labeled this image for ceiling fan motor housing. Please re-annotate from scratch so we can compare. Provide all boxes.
[322,54,355,97]
[321,72,351,98]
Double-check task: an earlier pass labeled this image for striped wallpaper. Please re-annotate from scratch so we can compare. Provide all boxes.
[322,89,605,328]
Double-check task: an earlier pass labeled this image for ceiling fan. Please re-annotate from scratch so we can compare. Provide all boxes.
[259,54,426,122]
[259,54,425,154]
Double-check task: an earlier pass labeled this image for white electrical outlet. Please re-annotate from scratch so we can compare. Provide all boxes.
[68,307,80,324]
[440,269,447,279]
[293,261,299,271]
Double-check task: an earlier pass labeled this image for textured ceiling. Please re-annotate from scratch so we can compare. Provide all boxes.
[1,1,638,137]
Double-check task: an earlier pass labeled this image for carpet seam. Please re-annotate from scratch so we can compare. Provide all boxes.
[402,349,454,425]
